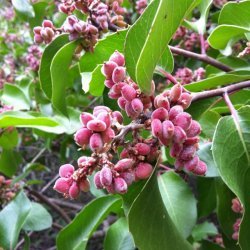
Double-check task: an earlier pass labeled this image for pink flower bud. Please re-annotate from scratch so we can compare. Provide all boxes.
[151,107,168,121]
[69,182,80,199]
[186,120,201,137]
[94,171,103,189]
[42,20,54,28]
[114,158,134,171]
[114,177,128,194]
[120,148,129,158]
[174,159,185,171]
[100,166,113,187]
[77,156,96,167]
[178,93,192,109]
[232,232,239,241]
[59,164,74,178]
[151,119,163,138]
[97,112,111,128]
[169,105,184,121]
[134,143,150,155]
[179,145,196,160]
[173,112,192,130]
[102,127,115,143]
[184,155,199,172]
[74,128,92,146]
[102,61,118,79]
[111,82,126,94]
[112,66,126,83]
[173,126,187,144]
[184,137,199,146]
[125,102,139,118]
[156,95,170,110]
[121,85,137,101]
[104,79,115,88]
[34,26,42,35]
[120,172,135,185]
[112,111,123,124]
[117,97,127,110]
[170,143,183,158]
[232,198,243,213]
[106,183,116,194]
[162,120,175,140]
[135,162,153,179]
[131,98,143,113]
[108,89,121,99]
[193,160,207,175]
[79,179,90,192]
[34,34,43,44]
[54,178,71,194]
[109,51,125,66]
[89,133,104,152]
[93,106,110,117]
[80,112,94,126]
[170,84,182,102]
[73,23,83,33]
[87,119,107,132]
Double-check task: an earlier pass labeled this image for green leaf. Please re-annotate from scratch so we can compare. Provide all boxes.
[158,171,197,238]
[0,128,19,149]
[104,218,135,250]
[56,196,122,250]
[185,0,213,34]
[1,83,30,110]
[81,65,106,96]
[51,40,80,116]
[185,71,250,92]
[0,191,31,249]
[124,0,196,94]
[212,106,250,249]
[208,1,250,50]
[39,34,69,99]
[12,0,35,18]
[23,202,52,231]
[127,171,193,250]
[192,221,218,242]
[157,46,174,74]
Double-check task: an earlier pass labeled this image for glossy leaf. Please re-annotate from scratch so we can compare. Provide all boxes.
[0,128,19,149]
[157,46,174,74]
[212,106,250,249]
[158,171,197,238]
[57,196,122,250]
[12,0,35,18]
[0,191,31,249]
[125,0,196,94]
[192,221,218,242]
[104,218,135,250]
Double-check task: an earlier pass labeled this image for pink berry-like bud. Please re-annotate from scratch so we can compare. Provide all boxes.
[184,137,199,145]
[162,120,175,140]
[114,177,128,194]
[121,85,137,101]
[100,166,113,187]
[97,112,111,128]
[34,34,43,44]
[105,79,115,88]
[77,156,96,167]
[193,160,207,175]
[33,26,42,35]
[109,51,125,66]
[232,198,243,213]
[117,97,127,110]
[42,20,54,28]
[134,143,150,155]
[111,82,126,94]
[112,111,123,124]
[74,128,92,146]
[184,155,199,172]
[114,158,134,171]
[80,112,94,126]
[170,84,182,102]
[186,120,201,137]
[174,159,185,171]
[125,102,139,118]
[89,133,103,152]
[151,119,163,138]
[120,172,135,185]
[178,93,192,109]
[59,164,74,178]
[112,66,126,83]
[87,119,107,132]
[120,148,129,158]
[156,96,170,110]
[179,145,196,160]
[93,106,110,117]
[54,178,71,194]
[173,126,187,144]
[135,162,153,179]
[170,143,183,158]
[102,127,115,143]
[151,107,168,121]
[102,61,118,79]
[106,183,116,194]
[131,98,143,113]
[94,171,103,189]
[173,112,192,130]
[79,179,90,192]
[108,89,120,99]
[169,105,184,121]
[69,182,80,199]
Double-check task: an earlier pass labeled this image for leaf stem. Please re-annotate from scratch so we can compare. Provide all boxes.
[155,67,179,85]
[223,91,239,122]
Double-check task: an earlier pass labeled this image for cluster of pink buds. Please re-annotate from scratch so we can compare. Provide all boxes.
[238,42,250,58]
[152,84,207,175]
[0,6,15,21]
[0,103,13,114]
[33,20,56,44]
[102,51,153,119]
[173,67,205,85]
[25,45,42,71]
[135,0,147,15]
[231,197,243,240]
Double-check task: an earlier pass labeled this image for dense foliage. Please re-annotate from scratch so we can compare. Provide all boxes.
[0,0,250,249]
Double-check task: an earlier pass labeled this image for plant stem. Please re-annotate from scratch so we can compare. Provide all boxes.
[169,46,233,72]
[199,33,206,55]
[155,67,179,85]
[223,92,239,122]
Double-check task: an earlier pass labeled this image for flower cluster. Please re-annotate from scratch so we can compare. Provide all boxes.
[135,0,147,15]
[54,51,207,199]
[231,197,243,241]
[25,45,42,71]
[0,103,13,114]
[34,20,56,44]
[238,42,250,58]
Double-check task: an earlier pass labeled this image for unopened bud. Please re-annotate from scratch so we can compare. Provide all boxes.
[178,93,192,109]
[193,160,207,175]
[109,51,125,66]
[151,119,163,138]
[89,133,104,152]
[114,158,134,171]
[114,177,128,193]
[179,145,196,160]
[112,66,126,83]
[169,105,184,121]
[59,164,74,178]
[79,179,90,192]
[94,171,103,189]
[173,112,192,130]
[54,178,71,194]
[184,155,199,172]
[102,127,115,143]
[100,167,113,186]
[135,162,153,179]
[131,98,143,113]
[170,84,182,102]
[173,126,187,144]
[69,182,80,199]
[170,143,183,158]
[87,119,107,132]
[80,112,94,126]
[74,128,92,146]
[102,61,118,79]
[121,85,137,101]
[151,107,168,121]
[186,120,201,137]
[134,143,150,155]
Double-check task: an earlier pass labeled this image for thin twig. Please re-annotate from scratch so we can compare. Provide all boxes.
[49,198,82,210]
